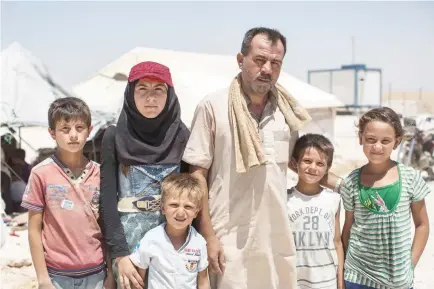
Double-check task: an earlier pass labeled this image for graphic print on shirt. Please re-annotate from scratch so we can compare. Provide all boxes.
[186,259,199,272]
[287,189,340,289]
[362,191,389,212]
[46,184,70,210]
[371,192,388,212]
[184,247,201,272]
[289,205,334,248]
[87,185,100,212]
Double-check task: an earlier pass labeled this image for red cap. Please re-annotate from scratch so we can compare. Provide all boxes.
[128,61,173,87]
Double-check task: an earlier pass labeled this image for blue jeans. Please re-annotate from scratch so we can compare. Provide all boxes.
[49,270,106,289]
[345,281,413,289]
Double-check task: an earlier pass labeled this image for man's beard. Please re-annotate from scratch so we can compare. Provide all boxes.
[251,81,272,95]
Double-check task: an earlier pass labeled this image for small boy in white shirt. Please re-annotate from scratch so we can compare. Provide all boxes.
[287,134,344,289]
[130,173,209,289]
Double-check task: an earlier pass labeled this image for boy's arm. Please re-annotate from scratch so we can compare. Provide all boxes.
[103,248,116,289]
[410,200,429,267]
[197,269,210,289]
[28,211,54,288]
[197,235,210,289]
[334,205,344,289]
[97,204,115,286]
[341,210,354,254]
[129,238,151,288]
[105,248,114,275]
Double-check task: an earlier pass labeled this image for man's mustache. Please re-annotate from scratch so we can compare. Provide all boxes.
[257,74,271,81]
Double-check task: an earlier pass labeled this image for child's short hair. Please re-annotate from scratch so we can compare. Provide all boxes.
[161,173,204,210]
[357,107,404,138]
[48,97,91,130]
[292,134,334,167]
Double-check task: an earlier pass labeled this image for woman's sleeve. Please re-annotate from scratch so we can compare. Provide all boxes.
[100,126,130,258]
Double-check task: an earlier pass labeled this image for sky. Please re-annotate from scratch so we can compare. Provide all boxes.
[1,1,434,92]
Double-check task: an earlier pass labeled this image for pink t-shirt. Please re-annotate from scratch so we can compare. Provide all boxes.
[22,156,104,277]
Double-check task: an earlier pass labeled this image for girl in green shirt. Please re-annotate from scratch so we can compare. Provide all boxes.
[341,107,430,289]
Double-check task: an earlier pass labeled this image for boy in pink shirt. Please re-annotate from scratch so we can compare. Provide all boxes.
[21,97,115,289]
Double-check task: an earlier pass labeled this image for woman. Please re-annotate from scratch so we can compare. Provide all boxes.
[100,61,190,289]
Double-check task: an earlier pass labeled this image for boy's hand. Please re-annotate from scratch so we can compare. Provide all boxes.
[38,281,56,289]
[104,272,117,289]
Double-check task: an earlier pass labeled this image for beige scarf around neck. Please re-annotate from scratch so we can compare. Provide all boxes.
[228,74,311,173]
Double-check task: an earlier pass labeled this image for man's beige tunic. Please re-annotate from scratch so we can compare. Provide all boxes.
[183,88,299,289]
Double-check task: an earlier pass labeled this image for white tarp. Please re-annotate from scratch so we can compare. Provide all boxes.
[301,108,336,140]
[73,47,344,127]
[0,42,72,127]
[73,74,126,119]
[1,43,115,162]
[0,43,68,162]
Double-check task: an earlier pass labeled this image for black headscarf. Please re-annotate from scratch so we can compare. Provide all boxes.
[115,81,189,166]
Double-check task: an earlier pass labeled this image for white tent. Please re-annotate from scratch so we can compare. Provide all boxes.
[1,43,64,162]
[0,42,72,127]
[74,47,344,140]
[1,43,113,163]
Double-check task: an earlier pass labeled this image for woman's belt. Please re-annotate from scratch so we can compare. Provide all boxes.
[117,195,161,213]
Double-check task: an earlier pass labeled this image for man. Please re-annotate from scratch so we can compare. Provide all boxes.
[183,27,343,289]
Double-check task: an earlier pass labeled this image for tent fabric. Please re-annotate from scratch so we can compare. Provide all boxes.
[1,42,71,127]
[73,47,344,126]
[1,43,115,162]
[73,74,126,117]
[301,108,336,140]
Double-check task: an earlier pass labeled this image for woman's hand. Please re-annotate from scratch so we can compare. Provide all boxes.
[116,256,144,289]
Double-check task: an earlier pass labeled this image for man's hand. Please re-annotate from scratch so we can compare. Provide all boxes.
[207,235,225,275]
[116,256,144,289]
